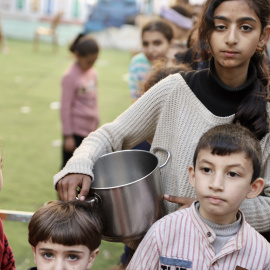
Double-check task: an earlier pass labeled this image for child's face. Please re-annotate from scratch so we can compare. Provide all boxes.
[142,30,171,63]
[209,0,268,73]
[0,154,3,190]
[32,241,99,270]
[76,53,98,71]
[189,149,262,225]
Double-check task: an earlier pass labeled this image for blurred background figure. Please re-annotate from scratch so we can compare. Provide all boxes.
[0,12,8,53]
[160,4,194,64]
[128,20,173,151]
[175,22,209,70]
[60,33,100,169]
[129,20,173,102]
[160,5,193,47]
[142,59,192,93]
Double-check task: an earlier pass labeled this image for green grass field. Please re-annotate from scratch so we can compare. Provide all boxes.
[0,38,131,269]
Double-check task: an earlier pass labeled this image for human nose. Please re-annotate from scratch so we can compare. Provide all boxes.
[146,44,155,55]
[225,25,238,45]
[209,173,224,191]
[53,258,66,270]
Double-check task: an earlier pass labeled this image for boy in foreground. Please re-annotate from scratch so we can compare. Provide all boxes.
[128,124,270,269]
[28,200,102,270]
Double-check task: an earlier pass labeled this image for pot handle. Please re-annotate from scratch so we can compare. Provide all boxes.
[87,193,102,207]
[152,147,171,168]
[77,190,102,208]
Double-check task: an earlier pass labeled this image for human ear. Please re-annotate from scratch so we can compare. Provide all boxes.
[87,248,99,269]
[31,246,37,265]
[246,178,264,199]
[257,26,270,48]
[188,166,196,188]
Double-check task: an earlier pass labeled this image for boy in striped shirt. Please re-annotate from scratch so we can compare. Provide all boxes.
[127,124,270,270]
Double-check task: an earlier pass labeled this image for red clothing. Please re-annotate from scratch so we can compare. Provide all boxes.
[0,219,15,270]
[61,62,99,137]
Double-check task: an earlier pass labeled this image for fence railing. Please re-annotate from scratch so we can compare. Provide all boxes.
[0,209,33,223]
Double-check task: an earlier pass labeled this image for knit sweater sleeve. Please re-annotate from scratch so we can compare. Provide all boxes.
[53,74,180,187]
[240,119,270,232]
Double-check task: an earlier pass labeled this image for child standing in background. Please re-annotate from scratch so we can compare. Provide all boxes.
[60,33,99,168]
[160,5,194,63]
[129,20,173,102]
[0,151,16,269]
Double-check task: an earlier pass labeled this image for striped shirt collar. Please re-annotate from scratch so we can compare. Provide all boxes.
[190,201,246,251]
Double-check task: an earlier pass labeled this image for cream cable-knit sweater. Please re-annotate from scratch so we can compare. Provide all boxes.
[54,73,270,233]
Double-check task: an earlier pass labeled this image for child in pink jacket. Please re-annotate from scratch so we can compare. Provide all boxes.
[60,33,99,168]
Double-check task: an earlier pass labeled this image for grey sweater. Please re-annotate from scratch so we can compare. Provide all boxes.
[54,72,270,233]
[195,201,242,254]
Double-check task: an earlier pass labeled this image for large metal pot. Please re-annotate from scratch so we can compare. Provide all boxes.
[90,147,170,242]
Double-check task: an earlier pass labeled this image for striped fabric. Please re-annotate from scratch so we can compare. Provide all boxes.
[127,202,270,270]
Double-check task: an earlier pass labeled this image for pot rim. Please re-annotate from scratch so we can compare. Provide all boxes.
[98,148,156,158]
[91,149,159,190]
[91,172,157,190]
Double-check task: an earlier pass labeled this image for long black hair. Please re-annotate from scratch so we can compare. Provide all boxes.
[195,0,270,140]
[69,33,99,57]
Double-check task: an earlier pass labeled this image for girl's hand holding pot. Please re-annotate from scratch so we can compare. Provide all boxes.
[164,194,196,210]
[57,173,92,201]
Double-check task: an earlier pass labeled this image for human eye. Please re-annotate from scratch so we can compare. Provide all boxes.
[153,40,162,46]
[142,41,148,47]
[200,167,212,173]
[42,252,53,259]
[228,171,239,178]
[214,24,226,31]
[68,254,79,261]
[240,24,253,32]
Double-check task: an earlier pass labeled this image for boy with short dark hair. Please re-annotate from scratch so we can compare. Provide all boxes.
[28,200,102,270]
[128,124,270,270]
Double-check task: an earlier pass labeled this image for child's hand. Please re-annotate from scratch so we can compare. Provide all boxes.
[163,194,196,210]
[64,136,76,152]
